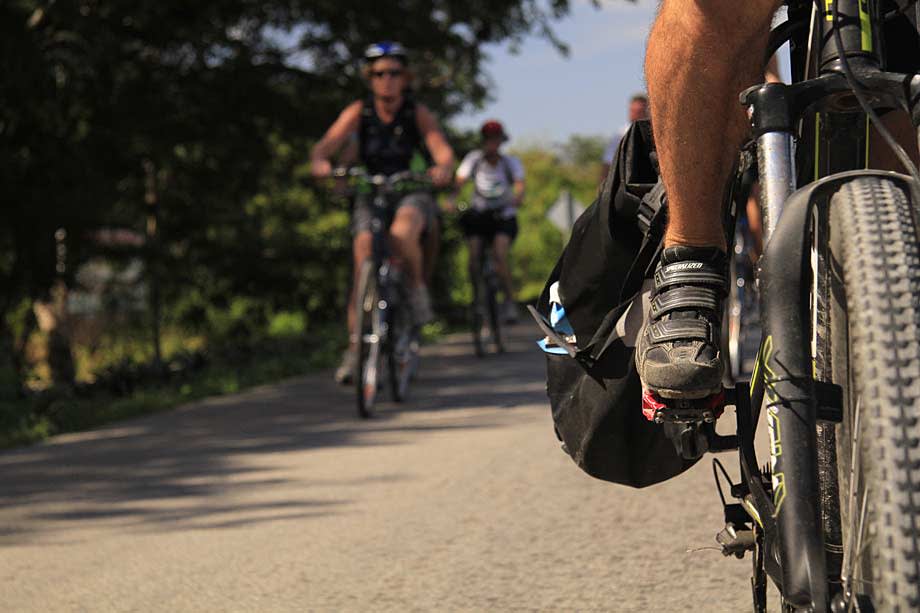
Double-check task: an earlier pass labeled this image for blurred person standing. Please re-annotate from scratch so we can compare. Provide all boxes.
[599,93,649,184]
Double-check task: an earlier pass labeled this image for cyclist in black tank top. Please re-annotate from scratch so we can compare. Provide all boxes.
[358,94,429,176]
[310,42,455,384]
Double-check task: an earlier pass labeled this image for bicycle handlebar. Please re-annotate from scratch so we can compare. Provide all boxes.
[331,167,434,190]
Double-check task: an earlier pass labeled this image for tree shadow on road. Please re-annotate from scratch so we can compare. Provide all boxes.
[0,325,547,545]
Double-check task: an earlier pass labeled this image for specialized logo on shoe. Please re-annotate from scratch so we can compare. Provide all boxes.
[667,262,704,271]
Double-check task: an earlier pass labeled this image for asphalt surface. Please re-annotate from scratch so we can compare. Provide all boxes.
[1,324,765,611]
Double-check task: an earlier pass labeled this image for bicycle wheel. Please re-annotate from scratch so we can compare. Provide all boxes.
[820,177,920,610]
[471,285,485,358]
[355,259,383,419]
[485,269,504,354]
[471,309,485,357]
[388,281,417,402]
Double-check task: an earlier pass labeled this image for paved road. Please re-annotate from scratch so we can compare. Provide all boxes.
[1,325,761,611]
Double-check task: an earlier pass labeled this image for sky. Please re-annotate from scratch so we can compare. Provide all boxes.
[453,0,659,146]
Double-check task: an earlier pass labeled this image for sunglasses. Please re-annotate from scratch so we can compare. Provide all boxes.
[371,69,404,79]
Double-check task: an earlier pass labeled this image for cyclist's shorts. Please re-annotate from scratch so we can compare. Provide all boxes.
[352,191,434,236]
[459,209,519,242]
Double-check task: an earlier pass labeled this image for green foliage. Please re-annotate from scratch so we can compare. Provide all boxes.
[510,143,601,301]
[268,311,307,338]
[0,326,346,449]
[0,0,621,445]
[0,0,588,369]
[558,134,608,168]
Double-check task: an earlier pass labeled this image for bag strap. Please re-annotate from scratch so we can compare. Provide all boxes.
[500,155,514,185]
[470,154,482,196]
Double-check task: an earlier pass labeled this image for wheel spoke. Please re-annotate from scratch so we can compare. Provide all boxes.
[842,395,863,597]
[847,485,871,613]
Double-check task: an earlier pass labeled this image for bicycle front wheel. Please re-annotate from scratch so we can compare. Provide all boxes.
[471,271,486,358]
[821,177,920,610]
[355,259,383,419]
[486,275,504,354]
[388,281,417,402]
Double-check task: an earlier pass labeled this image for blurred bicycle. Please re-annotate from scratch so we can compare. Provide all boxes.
[332,167,435,417]
[456,204,508,357]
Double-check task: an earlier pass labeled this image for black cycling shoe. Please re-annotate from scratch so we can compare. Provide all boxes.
[636,246,727,400]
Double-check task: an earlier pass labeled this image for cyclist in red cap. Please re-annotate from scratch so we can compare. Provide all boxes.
[453,120,526,324]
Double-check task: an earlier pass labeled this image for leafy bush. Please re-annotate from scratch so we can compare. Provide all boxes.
[268,311,307,338]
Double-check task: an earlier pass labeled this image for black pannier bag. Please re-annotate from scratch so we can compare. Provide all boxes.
[531,120,699,487]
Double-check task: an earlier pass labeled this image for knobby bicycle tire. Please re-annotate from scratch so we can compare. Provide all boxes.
[821,177,920,611]
[388,279,415,402]
[355,259,382,419]
[471,274,485,358]
[811,199,845,595]
[486,274,504,354]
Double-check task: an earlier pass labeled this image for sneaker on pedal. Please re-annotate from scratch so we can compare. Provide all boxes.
[410,285,434,327]
[636,246,727,400]
[334,347,357,385]
[502,300,519,324]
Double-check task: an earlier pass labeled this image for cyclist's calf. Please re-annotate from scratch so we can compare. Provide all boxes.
[491,234,515,300]
[466,236,484,277]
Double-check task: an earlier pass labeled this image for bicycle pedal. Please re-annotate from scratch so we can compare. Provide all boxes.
[641,389,726,424]
[716,523,755,559]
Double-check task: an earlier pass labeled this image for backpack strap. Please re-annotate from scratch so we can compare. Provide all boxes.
[500,155,514,185]
[470,153,484,197]
[357,97,375,162]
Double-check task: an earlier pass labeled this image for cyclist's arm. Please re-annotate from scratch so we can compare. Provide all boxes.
[444,151,478,210]
[416,104,455,185]
[338,137,359,167]
[512,179,525,208]
[453,151,476,189]
[310,101,362,177]
[510,157,526,208]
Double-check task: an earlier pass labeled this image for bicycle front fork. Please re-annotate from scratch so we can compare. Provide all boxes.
[744,83,796,243]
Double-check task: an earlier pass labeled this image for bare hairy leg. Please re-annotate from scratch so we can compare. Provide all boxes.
[646,0,782,250]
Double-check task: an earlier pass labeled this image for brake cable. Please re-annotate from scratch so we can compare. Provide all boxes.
[812,0,920,186]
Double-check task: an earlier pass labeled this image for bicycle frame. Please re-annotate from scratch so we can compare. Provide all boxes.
[473,240,500,305]
[474,238,504,353]
[364,182,418,361]
[353,171,431,342]
[368,189,397,308]
[727,1,920,608]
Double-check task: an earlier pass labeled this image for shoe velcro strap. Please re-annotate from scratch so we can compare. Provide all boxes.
[650,286,721,319]
[646,318,710,344]
[654,261,726,294]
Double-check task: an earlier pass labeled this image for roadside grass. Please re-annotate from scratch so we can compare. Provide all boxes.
[0,327,345,450]
[0,320,459,450]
